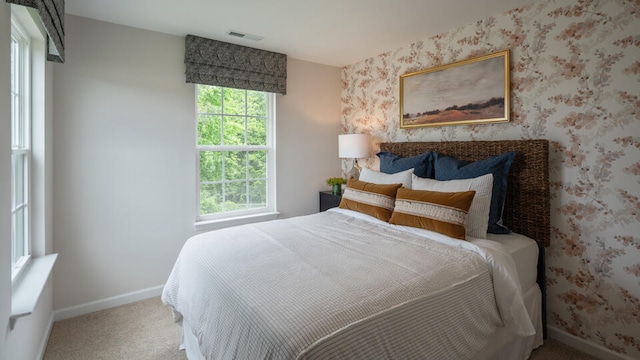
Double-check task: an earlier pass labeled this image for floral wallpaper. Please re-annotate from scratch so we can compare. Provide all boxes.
[341,0,640,357]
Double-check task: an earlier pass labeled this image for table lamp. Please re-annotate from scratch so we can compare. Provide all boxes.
[339,134,372,181]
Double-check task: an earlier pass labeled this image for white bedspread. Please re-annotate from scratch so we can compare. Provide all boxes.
[162,209,534,360]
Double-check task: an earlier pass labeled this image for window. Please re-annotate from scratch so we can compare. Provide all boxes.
[196,85,276,221]
[11,17,31,281]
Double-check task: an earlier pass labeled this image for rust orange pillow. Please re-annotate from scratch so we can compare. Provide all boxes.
[339,178,402,222]
[389,188,476,240]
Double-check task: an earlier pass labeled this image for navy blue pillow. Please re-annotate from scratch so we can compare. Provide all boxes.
[377,151,434,178]
[434,152,516,234]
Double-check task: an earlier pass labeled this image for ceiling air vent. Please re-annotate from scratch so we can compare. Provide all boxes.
[226,30,264,41]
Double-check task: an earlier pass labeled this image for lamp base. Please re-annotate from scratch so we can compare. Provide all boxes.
[346,159,361,181]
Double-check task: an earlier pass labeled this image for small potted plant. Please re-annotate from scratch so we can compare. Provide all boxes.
[326,177,346,196]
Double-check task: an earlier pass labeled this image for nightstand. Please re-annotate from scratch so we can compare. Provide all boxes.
[319,191,342,212]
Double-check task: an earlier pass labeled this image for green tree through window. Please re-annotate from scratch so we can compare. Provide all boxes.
[197,85,274,218]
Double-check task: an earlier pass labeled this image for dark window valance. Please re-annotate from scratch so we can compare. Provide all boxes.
[185,34,287,95]
[6,0,65,63]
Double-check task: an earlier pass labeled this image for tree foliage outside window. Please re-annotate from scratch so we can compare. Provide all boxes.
[197,85,274,218]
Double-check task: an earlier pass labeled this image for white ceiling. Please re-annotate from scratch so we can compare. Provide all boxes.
[65,0,535,67]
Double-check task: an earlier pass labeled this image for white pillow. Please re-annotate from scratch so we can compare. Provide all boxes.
[360,167,413,188]
[411,173,493,239]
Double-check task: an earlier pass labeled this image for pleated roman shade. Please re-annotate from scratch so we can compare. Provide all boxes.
[185,34,287,95]
[6,0,65,63]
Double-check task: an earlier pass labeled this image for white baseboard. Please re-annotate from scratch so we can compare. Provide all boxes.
[53,285,164,321]
[548,326,635,360]
[37,311,55,360]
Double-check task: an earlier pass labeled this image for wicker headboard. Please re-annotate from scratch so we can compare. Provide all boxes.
[380,140,550,247]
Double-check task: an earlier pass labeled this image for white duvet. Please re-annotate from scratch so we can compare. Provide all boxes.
[162,208,534,360]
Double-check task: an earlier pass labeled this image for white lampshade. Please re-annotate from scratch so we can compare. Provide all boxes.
[338,134,372,159]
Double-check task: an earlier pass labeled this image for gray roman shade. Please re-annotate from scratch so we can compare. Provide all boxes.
[185,34,287,95]
[6,0,65,63]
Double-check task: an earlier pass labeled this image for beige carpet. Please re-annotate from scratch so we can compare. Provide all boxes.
[44,297,184,360]
[44,297,598,360]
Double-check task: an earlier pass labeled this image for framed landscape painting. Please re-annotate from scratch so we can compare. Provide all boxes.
[400,50,510,128]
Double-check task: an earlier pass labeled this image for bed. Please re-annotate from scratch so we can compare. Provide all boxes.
[162,139,550,360]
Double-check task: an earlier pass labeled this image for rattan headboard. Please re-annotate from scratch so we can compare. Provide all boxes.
[380,140,550,247]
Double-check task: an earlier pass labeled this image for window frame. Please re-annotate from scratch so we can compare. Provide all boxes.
[195,85,277,223]
[10,16,32,282]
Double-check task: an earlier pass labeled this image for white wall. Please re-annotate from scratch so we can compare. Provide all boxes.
[1,4,56,359]
[52,15,197,310]
[52,15,342,311]
[276,59,343,217]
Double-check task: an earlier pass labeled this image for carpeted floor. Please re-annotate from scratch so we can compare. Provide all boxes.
[44,297,598,360]
[44,297,183,360]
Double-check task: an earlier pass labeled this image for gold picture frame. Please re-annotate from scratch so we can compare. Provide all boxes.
[400,50,510,128]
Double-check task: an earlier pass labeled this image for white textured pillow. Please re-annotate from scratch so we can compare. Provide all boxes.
[360,167,413,188]
[411,173,493,239]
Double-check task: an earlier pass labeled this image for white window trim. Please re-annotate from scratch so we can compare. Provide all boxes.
[10,12,32,283]
[9,5,58,331]
[194,87,277,229]
[10,254,57,330]
[193,212,280,232]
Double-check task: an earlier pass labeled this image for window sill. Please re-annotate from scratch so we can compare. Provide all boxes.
[10,254,58,330]
[194,212,280,232]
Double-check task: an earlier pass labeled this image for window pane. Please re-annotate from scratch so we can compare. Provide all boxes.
[11,93,18,147]
[223,87,246,115]
[247,90,267,116]
[225,181,247,211]
[247,117,267,145]
[197,85,222,114]
[198,115,222,145]
[248,151,267,179]
[249,180,267,209]
[223,116,245,145]
[12,153,25,206]
[200,183,223,215]
[224,151,246,180]
[12,207,25,261]
[199,151,222,182]
[196,87,273,219]
[11,39,16,92]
